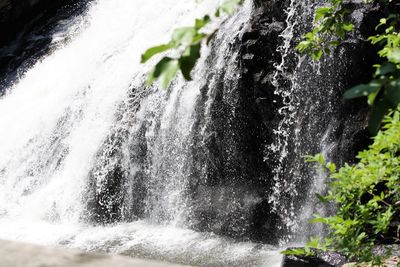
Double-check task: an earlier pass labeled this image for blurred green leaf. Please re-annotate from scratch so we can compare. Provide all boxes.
[220,0,242,15]
[384,79,400,106]
[369,96,391,135]
[141,44,173,63]
[179,43,201,81]
[195,15,210,30]
[376,62,397,76]
[281,248,306,256]
[147,57,179,89]
[172,27,197,47]
[387,48,400,63]
[343,82,381,100]
[315,7,332,22]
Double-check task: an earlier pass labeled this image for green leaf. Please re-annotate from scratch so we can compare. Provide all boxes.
[304,154,325,164]
[220,0,241,15]
[343,81,381,99]
[141,44,173,63]
[195,15,210,30]
[369,35,386,45]
[191,33,207,44]
[326,162,337,173]
[368,88,380,106]
[147,57,180,89]
[307,237,321,248]
[376,18,387,30]
[376,62,397,76]
[310,216,328,224]
[387,48,400,63]
[315,7,332,22]
[179,43,201,81]
[281,248,306,255]
[315,193,328,203]
[342,23,354,32]
[312,49,323,61]
[368,96,391,135]
[214,8,221,18]
[329,40,341,47]
[296,41,311,53]
[171,27,197,47]
[384,79,400,106]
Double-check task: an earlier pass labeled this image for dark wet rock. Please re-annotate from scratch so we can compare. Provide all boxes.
[281,250,348,267]
[0,0,71,44]
[0,0,89,93]
[373,245,400,257]
[185,0,291,244]
[282,245,400,267]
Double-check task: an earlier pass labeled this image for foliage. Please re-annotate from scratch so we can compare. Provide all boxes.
[141,0,243,89]
[298,0,400,135]
[296,0,354,61]
[285,109,400,264]
[283,1,400,264]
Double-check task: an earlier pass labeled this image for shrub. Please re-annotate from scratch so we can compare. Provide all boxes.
[285,108,400,264]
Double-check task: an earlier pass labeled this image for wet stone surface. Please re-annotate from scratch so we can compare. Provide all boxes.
[0,239,190,267]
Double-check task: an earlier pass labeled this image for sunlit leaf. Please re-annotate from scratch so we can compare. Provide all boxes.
[281,248,306,256]
[195,15,210,30]
[141,44,173,63]
[172,27,197,47]
[342,23,353,32]
[147,57,179,89]
[220,0,241,15]
[387,48,400,63]
[315,7,332,22]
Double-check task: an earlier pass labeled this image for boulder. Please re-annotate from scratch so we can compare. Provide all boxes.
[281,249,348,267]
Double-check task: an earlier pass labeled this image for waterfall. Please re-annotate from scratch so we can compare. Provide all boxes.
[0,0,284,266]
[0,0,222,224]
[0,0,371,265]
[265,0,370,243]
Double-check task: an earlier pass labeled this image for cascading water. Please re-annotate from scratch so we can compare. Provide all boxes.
[266,0,371,243]
[0,0,372,265]
[0,0,284,266]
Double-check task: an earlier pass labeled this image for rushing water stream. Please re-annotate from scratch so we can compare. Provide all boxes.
[0,0,285,266]
[0,0,369,266]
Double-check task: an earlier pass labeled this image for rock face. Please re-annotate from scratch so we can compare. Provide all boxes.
[281,245,400,267]
[0,0,88,93]
[281,250,348,267]
[188,0,378,243]
[184,0,292,243]
[0,0,70,44]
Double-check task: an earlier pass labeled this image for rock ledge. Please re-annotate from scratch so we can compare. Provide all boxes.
[0,239,189,267]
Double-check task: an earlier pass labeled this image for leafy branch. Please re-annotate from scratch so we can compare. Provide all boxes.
[297,0,354,60]
[141,0,243,89]
[288,2,400,262]
[298,0,400,135]
[284,116,400,262]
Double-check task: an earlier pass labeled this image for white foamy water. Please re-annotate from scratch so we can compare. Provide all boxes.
[0,0,282,266]
[0,219,282,267]
[0,0,219,224]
